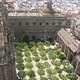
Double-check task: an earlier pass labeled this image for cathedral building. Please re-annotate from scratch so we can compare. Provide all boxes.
[0,0,80,80]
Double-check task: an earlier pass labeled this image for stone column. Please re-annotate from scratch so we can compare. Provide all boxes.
[75,62,80,76]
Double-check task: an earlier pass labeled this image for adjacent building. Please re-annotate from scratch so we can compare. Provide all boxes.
[0,0,17,80]
[57,28,80,75]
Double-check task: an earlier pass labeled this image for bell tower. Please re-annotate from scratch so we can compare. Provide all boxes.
[0,0,17,80]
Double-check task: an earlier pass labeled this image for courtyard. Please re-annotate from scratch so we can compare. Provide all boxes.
[15,40,78,80]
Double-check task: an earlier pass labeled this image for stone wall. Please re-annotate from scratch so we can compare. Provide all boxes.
[8,16,71,40]
[57,34,80,76]
[0,59,17,80]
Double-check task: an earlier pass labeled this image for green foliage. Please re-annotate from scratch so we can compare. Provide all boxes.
[44,62,50,68]
[40,77,48,80]
[32,51,38,56]
[39,50,46,57]
[16,50,22,57]
[53,59,61,66]
[50,74,58,80]
[55,66,62,73]
[24,51,30,57]
[31,46,38,56]
[38,69,45,75]
[22,45,29,51]
[64,64,74,73]
[16,56,24,64]
[25,63,33,69]
[48,50,58,59]
[58,53,66,61]
[36,62,45,69]
[18,70,26,80]
[41,56,48,60]
[36,41,44,48]
[25,57,32,62]
[62,60,69,65]
[28,70,35,77]
[44,41,50,46]
[67,73,78,80]
[29,41,36,48]
[15,42,27,49]
[29,77,36,80]
[15,40,78,80]
[16,63,25,70]
[31,46,36,52]
[59,74,67,80]
[34,56,40,62]
[47,68,57,75]
[22,35,29,42]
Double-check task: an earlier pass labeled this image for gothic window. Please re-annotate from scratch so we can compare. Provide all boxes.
[66,22,71,26]
[7,34,10,42]
[33,22,36,25]
[40,22,42,25]
[46,22,48,25]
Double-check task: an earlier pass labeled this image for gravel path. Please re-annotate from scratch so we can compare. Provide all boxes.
[30,52,40,80]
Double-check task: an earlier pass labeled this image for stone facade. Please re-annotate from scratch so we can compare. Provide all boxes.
[0,1,17,80]
[8,16,71,40]
[57,28,80,75]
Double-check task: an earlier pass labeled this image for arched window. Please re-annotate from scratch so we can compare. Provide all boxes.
[46,22,48,25]
[40,22,42,25]
[33,22,36,25]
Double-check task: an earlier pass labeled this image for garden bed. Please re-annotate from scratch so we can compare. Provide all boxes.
[15,40,78,80]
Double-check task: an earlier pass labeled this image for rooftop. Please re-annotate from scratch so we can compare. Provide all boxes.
[0,0,16,3]
[58,28,80,53]
[0,0,80,18]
